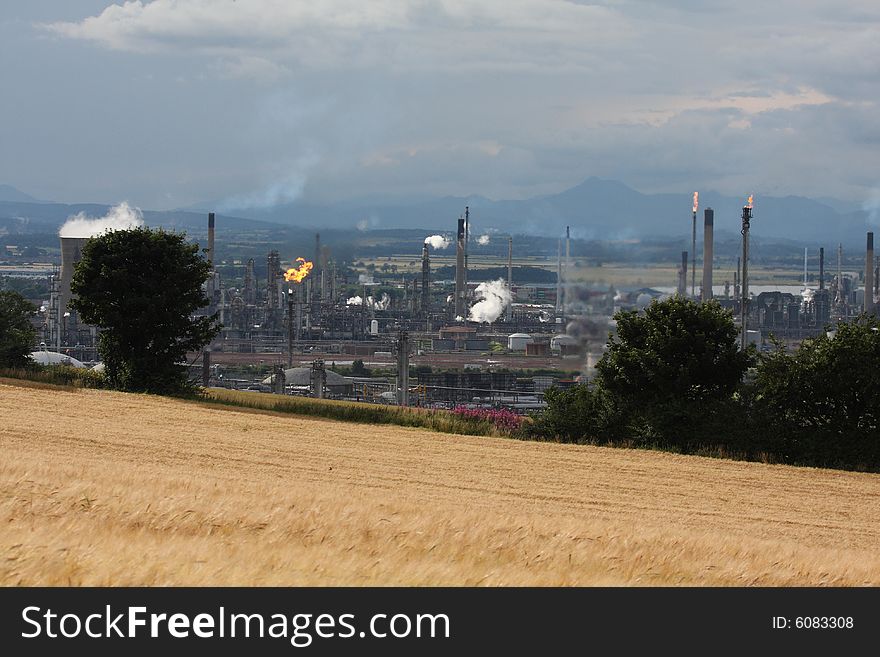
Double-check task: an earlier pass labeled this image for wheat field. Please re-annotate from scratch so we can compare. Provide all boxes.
[2,380,879,586]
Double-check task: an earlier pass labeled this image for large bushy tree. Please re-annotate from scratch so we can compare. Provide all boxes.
[0,290,37,368]
[70,227,220,393]
[595,296,752,445]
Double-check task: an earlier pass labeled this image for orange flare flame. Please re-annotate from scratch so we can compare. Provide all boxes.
[284,257,314,283]
[692,191,699,214]
[746,194,754,210]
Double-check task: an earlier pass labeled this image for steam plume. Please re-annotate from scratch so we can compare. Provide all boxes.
[346,293,390,310]
[59,202,144,238]
[424,235,451,249]
[477,234,490,245]
[467,278,512,323]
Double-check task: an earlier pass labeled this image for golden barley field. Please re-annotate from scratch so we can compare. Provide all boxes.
[2,379,879,586]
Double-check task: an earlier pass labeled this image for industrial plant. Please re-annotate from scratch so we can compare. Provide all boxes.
[27,196,880,410]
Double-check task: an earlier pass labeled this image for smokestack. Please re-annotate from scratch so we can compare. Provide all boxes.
[555,239,562,314]
[819,248,825,290]
[506,236,513,321]
[702,208,714,301]
[866,232,875,315]
[464,206,470,284]
[678,251,688,296]
[455,217,466,318]
[421,242,430,314]
[207,212,215,267]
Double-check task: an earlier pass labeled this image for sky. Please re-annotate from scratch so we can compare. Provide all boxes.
[1,0,879,210]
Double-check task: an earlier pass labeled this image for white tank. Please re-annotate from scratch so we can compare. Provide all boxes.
[370,319,379,335]
[507,333,532,350]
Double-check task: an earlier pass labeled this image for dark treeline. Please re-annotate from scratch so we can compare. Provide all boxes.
[531,297,880,472]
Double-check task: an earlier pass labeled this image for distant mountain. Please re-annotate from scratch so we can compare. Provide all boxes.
[201,178,870,245]
[3,179,870,247]
[0,184,43,204]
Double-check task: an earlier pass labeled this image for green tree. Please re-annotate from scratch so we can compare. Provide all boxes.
[351,359,371,377]
[595,296,752,446]
[531,384,621,443]
[0,290,37,367]
[70,228,220,394]
[756,315,880,468]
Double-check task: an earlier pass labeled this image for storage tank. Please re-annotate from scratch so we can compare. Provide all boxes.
[370,319,379,336]
[507,333,532,351]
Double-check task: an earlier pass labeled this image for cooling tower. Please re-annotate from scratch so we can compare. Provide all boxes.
[59,236,89,315]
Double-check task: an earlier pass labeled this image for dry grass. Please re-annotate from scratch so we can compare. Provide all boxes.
[2,380,879,586]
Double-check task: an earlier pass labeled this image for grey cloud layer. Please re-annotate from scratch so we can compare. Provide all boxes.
[1,0,876,208]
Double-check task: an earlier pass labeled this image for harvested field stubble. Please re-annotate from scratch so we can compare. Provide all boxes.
[1,380,879,586]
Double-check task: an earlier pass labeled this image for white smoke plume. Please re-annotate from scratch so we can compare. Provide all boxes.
[367,293,391,310]
[217,155,317,211]
[467,278,512,323]
[424,235,451,249]
[59,202,144,238]
[477,234,490,245]
[347,293,390,310]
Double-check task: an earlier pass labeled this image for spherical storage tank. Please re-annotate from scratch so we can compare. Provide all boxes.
[507,333,532,351]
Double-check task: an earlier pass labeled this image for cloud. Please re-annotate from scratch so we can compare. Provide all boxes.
[44,0,629,72]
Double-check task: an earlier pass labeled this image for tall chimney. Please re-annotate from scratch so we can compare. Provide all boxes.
[702,208,714,301]
[678,251,688,296]
[463,206,470,293]
[207,212,215,267]
[819,247,825,290]
[555,239,562,314]
[867,232,875,315]
[506,236,514,321]
[421,242,430,314]
[455,217,466,318]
